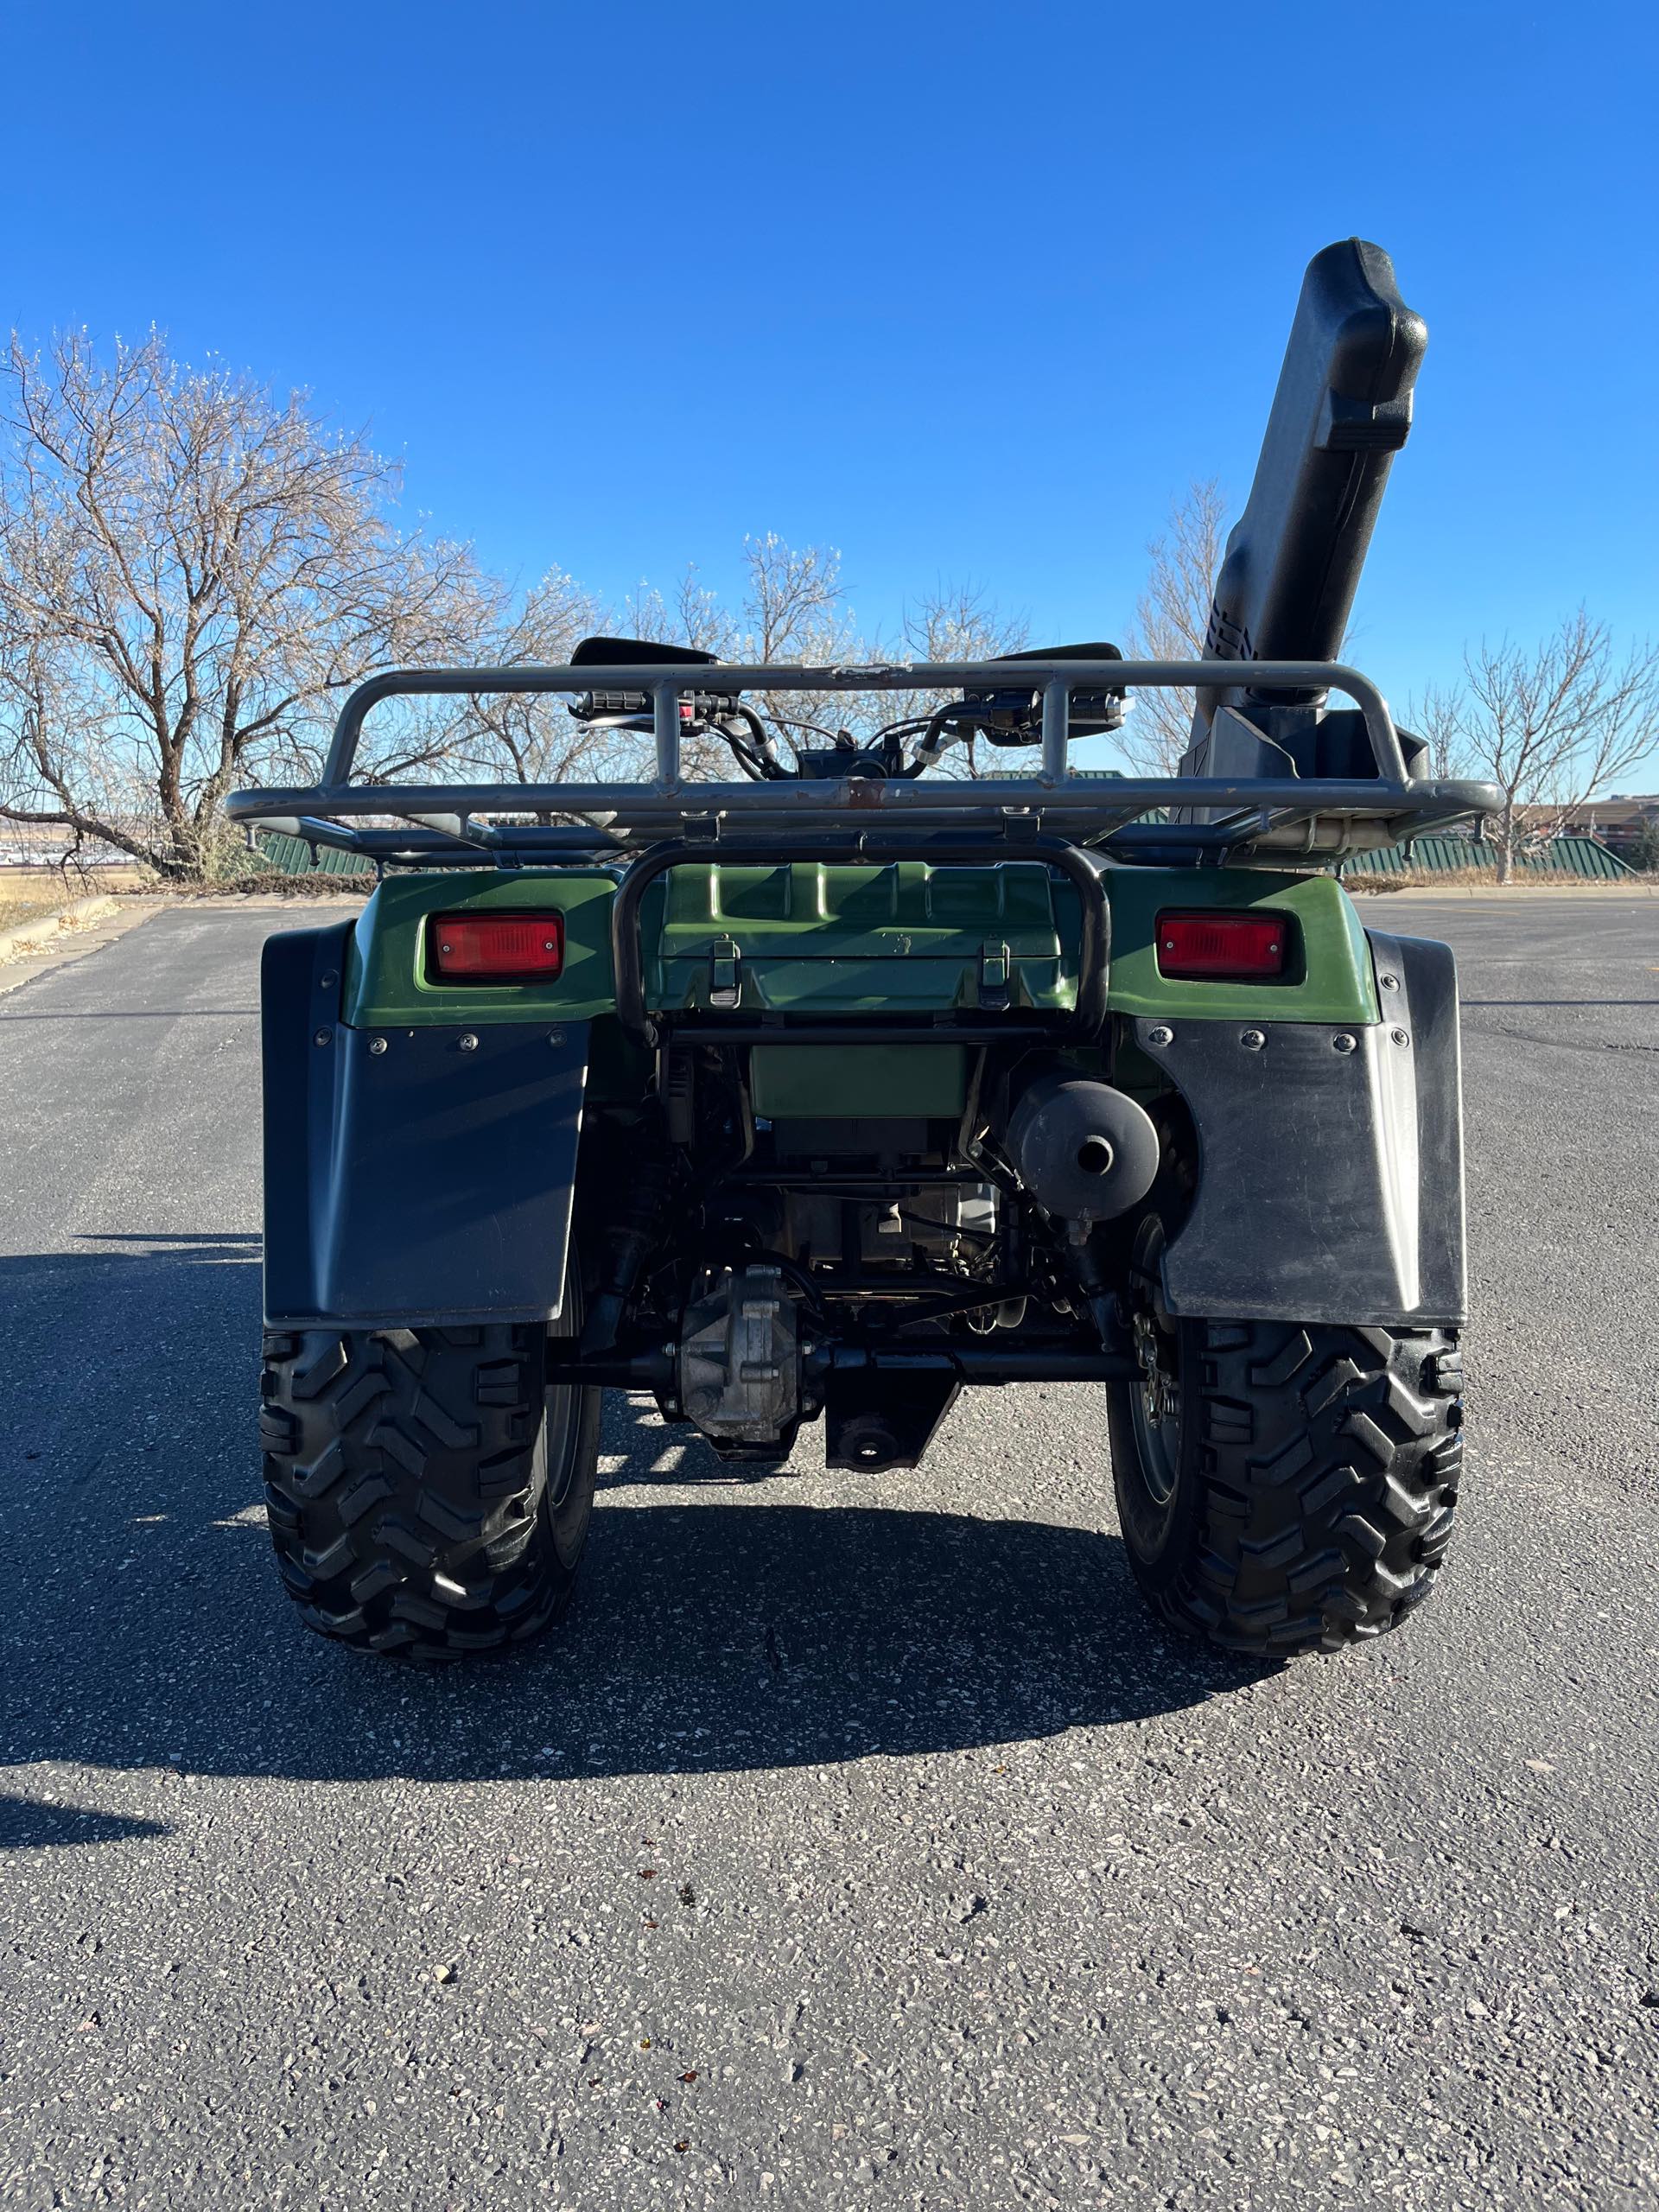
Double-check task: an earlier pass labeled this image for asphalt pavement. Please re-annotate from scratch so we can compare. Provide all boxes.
[1,891,1656,2209]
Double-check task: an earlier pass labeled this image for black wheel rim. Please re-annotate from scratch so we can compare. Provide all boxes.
[543,1268,595,1571]
[1129,1307,1182,1506]
[544,1385,577,1513]
[1122,1219,1183,1525]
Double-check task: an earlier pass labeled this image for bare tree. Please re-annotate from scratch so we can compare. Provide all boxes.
[0,327,485,876]
[620,564,734,658]
[422,564,616,787]
[1122,479,1230,773]
[900,580,1029,776]
[0,322,1265,855]
[731,534,869,754]
[1402,682,1466,783]
[1446,613,1659,880]
[621,553,1037,774]
[444,563,755,792]
[621,535,876,765]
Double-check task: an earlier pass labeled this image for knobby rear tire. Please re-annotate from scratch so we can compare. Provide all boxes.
[1108,1318,1464,1656]
[259,1323,601,1662]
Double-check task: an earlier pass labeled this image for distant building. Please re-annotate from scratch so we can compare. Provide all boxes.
[1517,797,1659,859]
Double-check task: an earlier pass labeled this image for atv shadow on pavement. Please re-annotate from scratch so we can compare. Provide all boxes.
[1,1237,1269,1820]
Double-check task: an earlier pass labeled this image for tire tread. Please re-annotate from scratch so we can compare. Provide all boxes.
[1114,1318,1464,1656]
[260,1325,598,1663]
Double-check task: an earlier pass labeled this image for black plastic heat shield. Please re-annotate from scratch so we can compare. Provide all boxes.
[1195,239,1427,734]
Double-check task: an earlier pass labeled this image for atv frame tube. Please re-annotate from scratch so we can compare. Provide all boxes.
[545,1344,1141,1389]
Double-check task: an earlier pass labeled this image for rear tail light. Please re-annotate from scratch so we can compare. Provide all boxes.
[1154,910,1289,981]
[427,911,564,983]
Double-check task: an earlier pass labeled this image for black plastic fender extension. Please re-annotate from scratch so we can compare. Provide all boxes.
[1148,931,1465,1328]
[260,923,590,1330]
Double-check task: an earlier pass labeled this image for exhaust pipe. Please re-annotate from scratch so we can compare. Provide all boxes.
[1001,1066,1160,1224]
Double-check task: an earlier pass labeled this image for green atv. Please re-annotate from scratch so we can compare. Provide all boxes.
[233,239,1491,1664]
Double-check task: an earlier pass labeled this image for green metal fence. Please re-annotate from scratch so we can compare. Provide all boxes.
[254,823,1635,886]
[257,830,376,879]
[1339,835,1635,880]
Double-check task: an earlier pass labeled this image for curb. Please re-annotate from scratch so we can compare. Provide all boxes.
[0,893,120,964]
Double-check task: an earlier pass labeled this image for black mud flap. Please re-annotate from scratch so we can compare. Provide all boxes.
[261,923,589,1331]
[1148,931,1465,1328]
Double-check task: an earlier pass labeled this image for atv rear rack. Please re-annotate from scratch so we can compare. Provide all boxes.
[226,657,1497,868]
[608,832,1112,1048]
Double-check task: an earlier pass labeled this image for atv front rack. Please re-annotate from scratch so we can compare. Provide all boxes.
[226,657,1497,868]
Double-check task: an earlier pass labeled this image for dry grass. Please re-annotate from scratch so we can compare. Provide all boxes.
[2,861,367,906]
[1344,866,1651,893]
[0,863,149,893]
[0,897,62,935]
[0,865,146,937]
[157,870,372,899]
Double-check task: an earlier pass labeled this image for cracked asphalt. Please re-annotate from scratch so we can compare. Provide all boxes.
[1,890,1656,2209]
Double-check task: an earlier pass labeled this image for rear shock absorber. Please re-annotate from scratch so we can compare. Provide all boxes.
[581,1152,675,1354]
[1069,1224,1126,1353]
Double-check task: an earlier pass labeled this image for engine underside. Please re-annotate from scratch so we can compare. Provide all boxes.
[569,1041,1180,1468]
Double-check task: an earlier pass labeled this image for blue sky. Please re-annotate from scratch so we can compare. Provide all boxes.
[8,0,1658,780]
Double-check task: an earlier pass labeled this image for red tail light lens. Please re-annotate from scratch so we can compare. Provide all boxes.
[427,911,564,983]
[1154,911,1289,981]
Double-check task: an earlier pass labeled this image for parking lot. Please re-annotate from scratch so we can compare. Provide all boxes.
[2,890,1656,2209]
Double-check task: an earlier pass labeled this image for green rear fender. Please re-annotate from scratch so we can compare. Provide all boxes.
[340,862,1379,1032]
[346,870,622,1023]
[1102,868,1378,1025]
